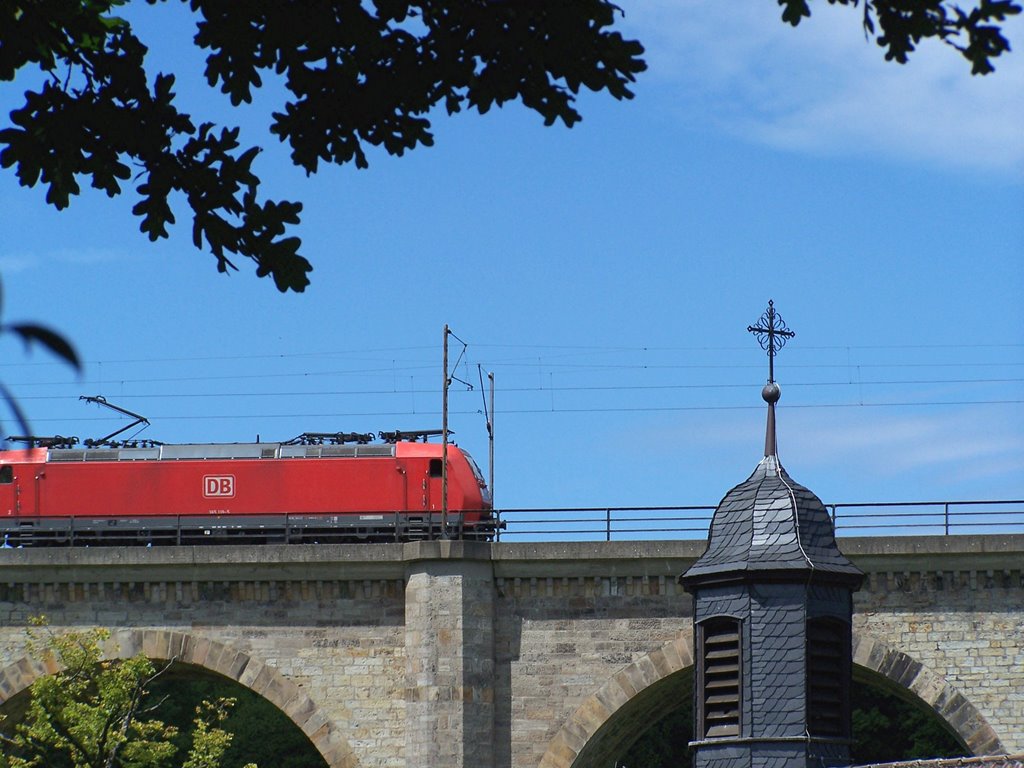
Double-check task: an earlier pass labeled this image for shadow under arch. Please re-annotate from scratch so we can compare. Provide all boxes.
[538,628,1007,768]
[0,628,359,768]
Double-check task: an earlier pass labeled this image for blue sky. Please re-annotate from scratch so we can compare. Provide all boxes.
[1,1,1021,517]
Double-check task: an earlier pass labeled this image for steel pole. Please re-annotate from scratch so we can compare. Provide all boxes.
[442,324,449,539]
[489,370,495,504]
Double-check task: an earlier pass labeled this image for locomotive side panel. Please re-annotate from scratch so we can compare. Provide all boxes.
[28,456,412,518]
[0,442,493,544]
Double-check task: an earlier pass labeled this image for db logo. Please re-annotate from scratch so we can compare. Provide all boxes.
[203,475,235,498]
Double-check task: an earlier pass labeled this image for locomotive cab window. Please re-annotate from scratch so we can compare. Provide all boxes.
[0,466,11,484]
[429,459,443,478]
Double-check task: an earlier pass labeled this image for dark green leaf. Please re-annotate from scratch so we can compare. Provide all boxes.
[7,324,82,372]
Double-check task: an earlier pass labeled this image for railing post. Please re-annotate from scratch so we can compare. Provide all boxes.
[606,508,612,542]
[944,503,950,536]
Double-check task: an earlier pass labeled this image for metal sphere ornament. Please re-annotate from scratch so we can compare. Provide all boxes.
[762,381,781,404]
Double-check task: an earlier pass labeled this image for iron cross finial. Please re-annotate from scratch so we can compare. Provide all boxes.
[747,300,794,385]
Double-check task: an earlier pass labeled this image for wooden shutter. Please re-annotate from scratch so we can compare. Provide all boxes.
[807,618,847,737]
[702,619,741,737]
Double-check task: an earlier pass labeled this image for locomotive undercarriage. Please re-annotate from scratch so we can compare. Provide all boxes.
[0,512,499,547]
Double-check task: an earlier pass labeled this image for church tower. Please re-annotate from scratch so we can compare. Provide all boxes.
[680,302,864,768]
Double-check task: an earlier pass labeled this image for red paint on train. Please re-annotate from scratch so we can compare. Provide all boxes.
[0,439,493,544]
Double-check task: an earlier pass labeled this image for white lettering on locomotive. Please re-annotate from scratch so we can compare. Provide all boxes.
[203,475,235,498]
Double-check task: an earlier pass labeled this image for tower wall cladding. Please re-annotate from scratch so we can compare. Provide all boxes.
[0,537,1020,768]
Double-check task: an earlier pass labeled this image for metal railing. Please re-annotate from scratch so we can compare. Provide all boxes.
[3,501,1020,547]
[490,499,1024,542]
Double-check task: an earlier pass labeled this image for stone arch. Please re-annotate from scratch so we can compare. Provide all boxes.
[0,629,359,768]
[538,628,1006,768]
[851,631,1006,756]
[538,631,695,768]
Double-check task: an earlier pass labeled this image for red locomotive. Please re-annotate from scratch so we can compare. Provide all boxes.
[0,420,494,546]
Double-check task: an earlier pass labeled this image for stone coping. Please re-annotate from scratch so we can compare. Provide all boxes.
[0,535,1019,583]
[855,755,1024,768]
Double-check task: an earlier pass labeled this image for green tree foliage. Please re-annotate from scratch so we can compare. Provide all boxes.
[779,0,1019,74]
[2,2,1017,293]
[146,671,327,768]
[0,0,647,292]
[851,682,965,764]
[0,620,255,768]
[615,700,693,768]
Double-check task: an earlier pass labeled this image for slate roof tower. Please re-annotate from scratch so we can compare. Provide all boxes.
[680,302,864,768]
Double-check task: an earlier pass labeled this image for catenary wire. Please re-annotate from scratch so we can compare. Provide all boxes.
[23,398,1024,423]
[8,376,1024,401]
[0,342,1021,370]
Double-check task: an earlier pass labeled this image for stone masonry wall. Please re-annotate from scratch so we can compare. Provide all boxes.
[0,575,408,768]
[494,573,691,768]
[852,568,1024,754]
[0,538,1021,768]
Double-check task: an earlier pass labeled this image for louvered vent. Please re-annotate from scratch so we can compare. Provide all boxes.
[807,618,847,737]
[702,619,741,738]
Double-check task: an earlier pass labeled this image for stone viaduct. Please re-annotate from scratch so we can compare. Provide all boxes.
[0,535,1021,768]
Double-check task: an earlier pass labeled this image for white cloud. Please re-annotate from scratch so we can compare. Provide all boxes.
[624,1,1024,176]
[643,404,1024,502]
[779,407,1024,481]
[0,248,127,274]
[0,254,40,274]
[50,247,128,266]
